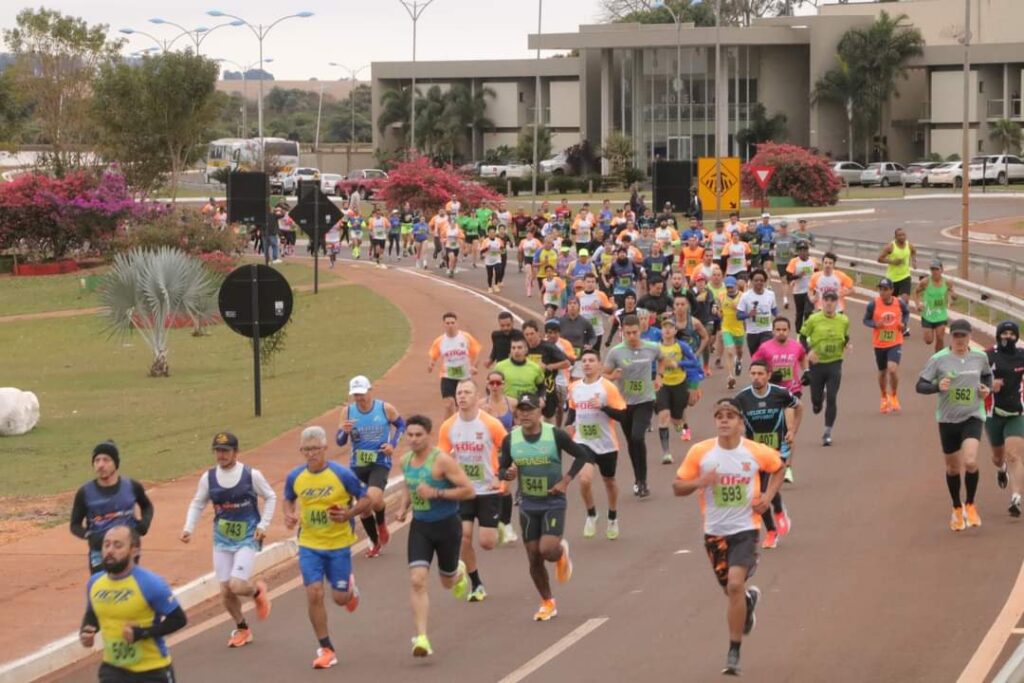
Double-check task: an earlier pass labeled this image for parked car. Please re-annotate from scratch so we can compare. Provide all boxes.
[272,167,320,195]
[830,161,865,186]
[926,161,964,188]
[457,161,483,176]
[540,151,572,175]
[336,168,389,199]
[901,161,943,187]
[480,163,534,179]
[968,154,1024,185]
[320,173,342,195]
[859,161,905,187]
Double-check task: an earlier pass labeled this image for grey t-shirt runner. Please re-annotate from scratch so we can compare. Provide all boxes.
[604,341,663,405]
[919,348,993,423]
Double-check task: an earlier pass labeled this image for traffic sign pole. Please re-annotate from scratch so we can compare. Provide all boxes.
[313,182,320,295]
[249,264,262,417]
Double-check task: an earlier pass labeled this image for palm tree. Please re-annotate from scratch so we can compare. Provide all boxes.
[99,247,220,377]
[813,54,863,162]
[446,83,496,162]
[735,104,787,159]
[414,85,449,158]
[989,118,1022,184]
[377,86,412,148]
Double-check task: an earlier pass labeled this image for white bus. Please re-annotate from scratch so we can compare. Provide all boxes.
[205,138,300,182]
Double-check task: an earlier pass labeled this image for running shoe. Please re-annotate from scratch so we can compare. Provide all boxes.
[451,560,470,600]
[638,481,651,498]
[606,519,620,540]
[965,503,982,528]
[378,522,390,546]
[312,647,338,669]
[468,585,487,602]
[775,509,791,537]
[949,506,966,532]
[345,575,360,613]
[889,394,901,414]
[555,540,573,583]
[1011,494,1022,518]
[822,428,833,446]
[734,360,742,377]
[880,396,891,414]
[365,542,383,559]
[533,599,558,621]
[715,358,724,369]
[661,453,673,465]
[502,524,519,545]
[744,586,761,635]
[681,427,692,442]
[497,522,507,545]
[998,465,1009,489]
[783,296,790,309]
[411,634,433,657]
[812,401,823,415]
[784,466,794,484]
[227,628,253,648]
[761,530,779,549]
[727,377,736,390]
[722,648,741,676]
[487,287,493,293]
[633,482,640,496]
[583,515,597,538]
[253,579,271,621]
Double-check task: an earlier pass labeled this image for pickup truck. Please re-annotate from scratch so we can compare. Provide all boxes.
[336,169,389,199]
[271,167,320,195]
[479,163,534,179]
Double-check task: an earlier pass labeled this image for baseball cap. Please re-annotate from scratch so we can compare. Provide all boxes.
[796,241,810,250]
[544,319,561,330]
[578,248,589,257]
[822,290,839,301]
[725,276,738,287]
[713,397,744,417]
[761,212,770,218]
[930,259,943,269]
[878,278,894,290]
[349,375,372,395]
[693,271,707,282]
[949,319,972,335]
[516,392,543,410]
[779,219,789,227]
[560,245,570,252]
[212,432,239,450]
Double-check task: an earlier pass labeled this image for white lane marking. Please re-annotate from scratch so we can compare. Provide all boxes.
[395,266,525,324]
[674,549,691,555]
[957,560,1024,683]
[497,617,609,683]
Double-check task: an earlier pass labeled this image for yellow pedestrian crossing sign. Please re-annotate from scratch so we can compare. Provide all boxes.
[697,157,741,212]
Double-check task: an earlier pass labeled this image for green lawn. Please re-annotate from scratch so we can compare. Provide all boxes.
[0,269,105,317]
[0,284,409,496]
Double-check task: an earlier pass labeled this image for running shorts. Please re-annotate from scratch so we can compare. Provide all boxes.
[213,545,256,583]
[704,529,759,588]
[921,318,947,330]
[440,377,460,399]
[656,383,690,420]
[776,263,789,279]
[298,546,352,591]
[353,464,389,490]
[873,345,903,371]
[400,223,413,235]
[459,494,502,528]
[986,413,1024,448]
[938,418,984,455]
[445,247,460,259]
[371,238,386,250]
[519,506,566,543]
[407,515,462,575]
[98,663,176,683]
[722,331,744,347]
[577,444,618,479]
[746,331,772,355]
[892,277,912,298]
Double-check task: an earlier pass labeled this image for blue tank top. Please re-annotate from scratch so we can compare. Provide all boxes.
[610,261,637,295]
[571,262,595,281]
[83,478,138,535]
[401,449,458,522]
[413,221,429,241]
[494,399,515,431]
[208,466,260,549]
[350,399,391,469]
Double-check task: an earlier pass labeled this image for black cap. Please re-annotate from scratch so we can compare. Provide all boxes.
[544,319,561,330]
[949,319,972,336]
[516,392,544,410]
[878,278,894,289]
[92,441,120,469]
[796,241,810,250]
[822,290,839,301]
[212,431,239,450]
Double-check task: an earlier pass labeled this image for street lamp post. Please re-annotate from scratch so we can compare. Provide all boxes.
[149,18,244,55]
[651,2,683,163]
[532,0,543,213]
[328,63,371,172]
[217,58,274,137]
[714,0,723,221]
[396,0,437,156]
[959,0,971,279]
[119,28,171,52]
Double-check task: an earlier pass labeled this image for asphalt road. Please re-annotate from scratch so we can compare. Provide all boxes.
[52,253,1024,683]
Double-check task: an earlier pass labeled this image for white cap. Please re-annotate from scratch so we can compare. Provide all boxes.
[348,375,371,395]
[761,212,771,218]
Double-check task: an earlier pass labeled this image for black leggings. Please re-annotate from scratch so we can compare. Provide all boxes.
[809,360,843,428]
[486,263,503,287]
[758,471,785,532]
[793,292,811,332]
[388,233,400,255]
[621,401,655,485]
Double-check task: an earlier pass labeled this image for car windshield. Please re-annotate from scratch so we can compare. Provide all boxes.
[969,157,993,164]
[297,168,317,175]
[865,163,882,170]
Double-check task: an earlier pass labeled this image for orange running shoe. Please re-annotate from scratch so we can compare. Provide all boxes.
[365,542,383,559]
[378,521,390,546]
[253,579,271,621]
[312,647,338,669]
[555,540,573,584]
[533,599,558,621]
[761,530,779,549]
[965,503,982,528]
[949,507,966,532]
[345,575,360,613]
[227,627,253,648]
[880,395,891,414]
[889,393,901,414]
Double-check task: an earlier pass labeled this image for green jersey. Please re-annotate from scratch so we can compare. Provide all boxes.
[459,215,481,237]
[493,358,545,400]
[919,348,993,423]
[921,278,949,323]
[799,311,850,364]
[509,424,564,508]
[476,208,493,228]
[401,449,457,522]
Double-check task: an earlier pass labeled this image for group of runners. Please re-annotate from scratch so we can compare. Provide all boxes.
[69,197,1024,681]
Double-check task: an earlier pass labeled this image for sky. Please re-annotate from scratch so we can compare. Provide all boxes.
[0,0,863,80]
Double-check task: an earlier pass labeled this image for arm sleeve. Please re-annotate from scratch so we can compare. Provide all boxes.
[916,356,940,394]
[900,299,910,327]
[133,481,154,536]
[183,474,211,534]
[388,415,407,448]
[554,428,593,478]
[70,487,89,540]
[81,602,99,631]
[283,469,298,502]
[862,300,876,327]
[252,469,277,530]
[132,607,187,642]
[498,435,513,478]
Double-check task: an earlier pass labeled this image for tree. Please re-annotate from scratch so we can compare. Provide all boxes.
[377,156,503,211]
[446,83,495,162]
[516,123,552,164]
[2,8,123,176]
[740,143,841,206]
[377,87,412,149]
[600,131,635,188]
[735,104,787,157]
[812,54,865,162]
[326,84,373,143]
[92,52,221,199]
[99,247,221,377]
[601,0,782,27]
[989,119,1022,185]
[413,85,451,159]
[0,70,32,145]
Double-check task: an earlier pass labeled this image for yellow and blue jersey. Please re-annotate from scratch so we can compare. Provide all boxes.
[284,461,367,550]
[86,567,179,672]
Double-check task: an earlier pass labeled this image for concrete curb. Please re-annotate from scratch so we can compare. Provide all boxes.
[939,224,1024,246]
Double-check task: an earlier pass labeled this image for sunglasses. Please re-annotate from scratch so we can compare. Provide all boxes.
[300,445,326,454]
[488,380,505,386]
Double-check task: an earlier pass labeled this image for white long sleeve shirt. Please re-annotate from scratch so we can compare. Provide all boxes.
[183,463,277,534]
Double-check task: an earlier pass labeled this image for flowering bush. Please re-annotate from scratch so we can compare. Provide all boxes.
[196,251,236,275]
[113,211,245,260]
[741,143,841,207]
[377,155,504,211]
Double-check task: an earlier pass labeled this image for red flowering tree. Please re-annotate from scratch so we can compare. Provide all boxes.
[741,143,841,207]
[377,156,503,211]
[0,170,141,261]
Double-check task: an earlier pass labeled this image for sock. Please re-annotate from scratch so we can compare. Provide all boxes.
[608,509,617,521]
[374,508,386,525]
[946,473,962,508]
[319,637,334,651]
[729,640,741,655]
[361,515,379,545]
[237,619,248,631]
[469,570,481,590]
[587,507,597,518]
[965,470,979,505]
[772,495,784,515]
[659,427,670,452]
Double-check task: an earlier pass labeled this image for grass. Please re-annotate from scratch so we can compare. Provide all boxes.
[0,283,409,497]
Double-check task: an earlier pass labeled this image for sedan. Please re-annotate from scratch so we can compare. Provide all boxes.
[860,162,905,187]
[968,155,1024,185]
[901,162,943,187]
[926,161,964,188]
[830,161,865,186]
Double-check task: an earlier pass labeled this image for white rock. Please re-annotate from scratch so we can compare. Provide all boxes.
[0,388,40,436]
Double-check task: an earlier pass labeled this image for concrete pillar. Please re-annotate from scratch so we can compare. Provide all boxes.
[1004,63,1011,119]
[601,49,613,176]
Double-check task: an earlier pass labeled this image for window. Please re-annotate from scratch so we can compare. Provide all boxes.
[519,92,524,103]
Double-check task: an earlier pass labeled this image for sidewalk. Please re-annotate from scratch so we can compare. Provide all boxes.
[0,259,507,666]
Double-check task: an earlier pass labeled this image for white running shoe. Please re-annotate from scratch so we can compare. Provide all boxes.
[583,515,597,538]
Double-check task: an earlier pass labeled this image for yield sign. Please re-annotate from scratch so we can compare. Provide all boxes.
[750,165,775,191]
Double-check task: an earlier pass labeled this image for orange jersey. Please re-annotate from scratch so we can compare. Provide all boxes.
[808,270,854,310]
[437,410,507,495]
[681,246,705,279]
[429,331,481,378]
[869,296,905,348]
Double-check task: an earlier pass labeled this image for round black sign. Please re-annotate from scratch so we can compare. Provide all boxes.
[218,264,293,338]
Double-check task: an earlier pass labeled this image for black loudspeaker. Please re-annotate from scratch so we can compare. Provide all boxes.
[653,161,693,213]
[227,172,269,226]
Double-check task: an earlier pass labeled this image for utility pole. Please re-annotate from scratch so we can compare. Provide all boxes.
[959,0,971,279]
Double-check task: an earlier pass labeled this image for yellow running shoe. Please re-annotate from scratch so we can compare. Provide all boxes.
[949,507,966,532]
[533,599,558,621]
[965,503,982,528]
[411,634,433,657]
[451,560,469,600]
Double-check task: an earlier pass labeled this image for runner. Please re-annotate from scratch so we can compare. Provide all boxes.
[325,217,342,269]
[577,273,615,353]
[522,319,571,422]
[481,225,505,293]
[493,333,546,400]
[807,252,854,313]
[639,276,673,324]
[540,266,567,316]
[719,276,747,390]
[487,310,516,368]
[799,291,850,446]
[914,259,957,352]
[284,426,370,669]
[80,526,187,683]
[724,230,751,279]
[572,204,596,252]
[429,208,450,268]
[674,398,785,677]
[519,229,542,297]
[877,228,917,334]
[752,213,776,273]
[437,381,509,602]
[915,320,993,531]
[604,314,665,497]
[480,370,520,545]
[863,278,910,415]
[737,269,778,356]
[441,217,465,279]
[459,208,481,269]
[499,392,591,620]
[387,209,402,261]
[397,414,476,657]
[986,322,1024,516]
[752,317,808,481]
[545,319,578,427]
[412,212,431,269]
[567,349,627,539]
[773,221,796,309]
[348,209,365,261]
[336,375,405,558]
[70,441,154,575]
[784,242,817,332]
[734,361,800,549]
[605,246,645,308]
[400,202,416,257]
[428,312,482,418]
[558,297,598,371]
[656,318,705,463]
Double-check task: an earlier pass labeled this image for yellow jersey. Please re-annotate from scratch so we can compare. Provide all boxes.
[719,290,744,337]
[284,461,366,550]
[659,342,688,386]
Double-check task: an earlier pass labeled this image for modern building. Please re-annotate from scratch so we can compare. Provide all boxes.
[371,0,1023,169]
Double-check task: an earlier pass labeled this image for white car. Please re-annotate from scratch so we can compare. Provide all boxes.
[926,161,964,188]
[540,152,572,175]
[968,154,1024,185]
[830,161,865,186]
[860,162,905,187]
[479,163,534,179]
[320,173,342,195]
[275,167,320,195]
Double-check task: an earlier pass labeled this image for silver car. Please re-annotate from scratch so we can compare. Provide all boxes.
[830,161,865,186]
[901,162,943,187]
[860,162,905,187]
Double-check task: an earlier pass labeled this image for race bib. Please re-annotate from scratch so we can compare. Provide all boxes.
[304,508,331,528]
[617,276,631,289]
[521,475,548,496]
[625,379,647,395]
[217,518,249,541]
[879,329,896,343]
[730,256,743,266]
[712,483,748,508]
[579,423,600,440]
[822,342,839,356]
[410,491,429,511]
[651,262,663,272]
[356,449,379,466]
[951,387,975,405]
[755,314,771,328]
[447,365,466,379]
[104,639,141,667]
[753,432,780,449]
[463,463,484,481]
[778,366,794,381]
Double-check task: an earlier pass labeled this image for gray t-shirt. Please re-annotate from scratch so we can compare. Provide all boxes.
[919,348,993,423]
[604,341,663,405]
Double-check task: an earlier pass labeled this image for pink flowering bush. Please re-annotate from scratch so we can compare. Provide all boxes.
[741,143,841,207]
[377,155,504,211]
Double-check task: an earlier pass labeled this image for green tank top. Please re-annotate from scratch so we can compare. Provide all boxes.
[401,449,456,522]
[886,241,912,282]
[510,424,561,500]
[921,278,949,323]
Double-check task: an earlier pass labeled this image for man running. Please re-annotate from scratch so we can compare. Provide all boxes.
[522,319,571,422]
[916,319,993,531]
[70,441,154,575]
[656,318,705,462]
[487,311,516,368]
[864,278,910,415]
[987,322,1024,516]
[576,273,615,353]
[878,228,917,333]
[180,432,275,647]
[808,252,854,313]
[80,526,187,683]
[428,312,482,418]
[284,426,370,669]
[719,276,746,391]
[914,259,957,352]
[604,314,665,497]
[737,268,778,356]
[734,361,800,549]
[397,415,476,657]
[494,333,546,400]
[752,317,807,480]
[799,291,850,446]
[785,242,817,332]
[499,392,591,621]
[674,398,785,677]
[438,381,509,602]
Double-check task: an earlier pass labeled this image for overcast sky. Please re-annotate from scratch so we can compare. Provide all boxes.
[0,0,861,80]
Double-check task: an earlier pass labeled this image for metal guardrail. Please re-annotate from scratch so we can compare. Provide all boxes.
[993,639,1024,683]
